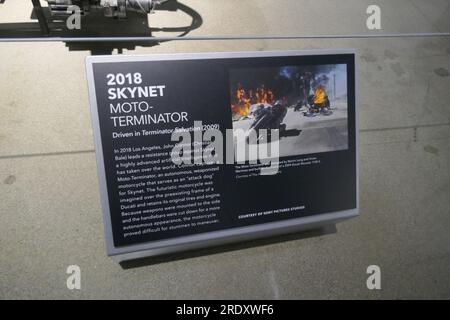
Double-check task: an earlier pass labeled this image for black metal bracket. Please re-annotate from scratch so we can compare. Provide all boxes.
[31,0,50,35]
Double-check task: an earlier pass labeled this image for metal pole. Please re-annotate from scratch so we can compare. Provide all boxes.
[31,0,50,35]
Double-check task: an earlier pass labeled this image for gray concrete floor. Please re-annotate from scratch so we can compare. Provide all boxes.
[0,0,449,299]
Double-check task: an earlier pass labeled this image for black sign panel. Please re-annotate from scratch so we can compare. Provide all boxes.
[86,50,358,260]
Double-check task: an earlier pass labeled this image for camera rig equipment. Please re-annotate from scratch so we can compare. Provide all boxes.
[29,0,173,35]
[0,0,202,53]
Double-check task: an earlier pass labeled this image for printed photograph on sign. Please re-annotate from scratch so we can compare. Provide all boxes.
[230,64,349,158]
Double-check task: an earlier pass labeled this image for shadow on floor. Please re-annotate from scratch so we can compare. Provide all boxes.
[119,224,337,269]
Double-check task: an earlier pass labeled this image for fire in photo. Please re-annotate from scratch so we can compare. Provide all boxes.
[230,64,349,157]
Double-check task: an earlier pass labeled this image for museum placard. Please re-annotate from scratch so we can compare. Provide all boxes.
[86,50,359,261]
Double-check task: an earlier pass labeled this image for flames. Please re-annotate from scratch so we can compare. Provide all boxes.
[231,85,275,117]
[313,85,328,105]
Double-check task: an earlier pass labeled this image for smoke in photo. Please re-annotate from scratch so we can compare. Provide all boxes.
[230,64,349,157]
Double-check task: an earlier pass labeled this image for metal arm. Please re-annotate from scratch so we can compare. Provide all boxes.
[31,0,50,35]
